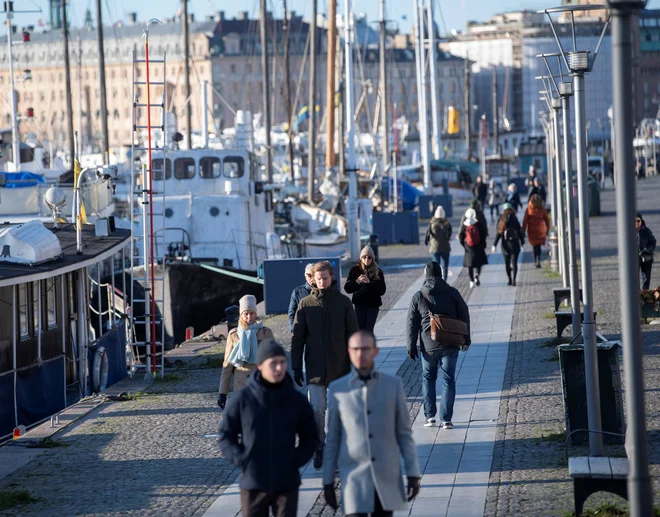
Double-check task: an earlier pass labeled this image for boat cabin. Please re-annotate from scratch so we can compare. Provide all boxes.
[0,221,130,440]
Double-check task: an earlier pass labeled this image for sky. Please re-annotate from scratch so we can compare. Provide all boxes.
[12,0,660,38]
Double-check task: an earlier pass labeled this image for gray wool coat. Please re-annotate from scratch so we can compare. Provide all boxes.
[322,369,421,514]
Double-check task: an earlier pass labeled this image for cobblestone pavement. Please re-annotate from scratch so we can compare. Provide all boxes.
[484,177,660,516]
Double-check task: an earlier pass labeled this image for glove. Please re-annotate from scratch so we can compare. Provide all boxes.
[461,344,469,352]
[408,347,418,361]
[293,369,305,387]
[407,477,421,501]
[324,484,338,510]
[217,394,227,409]
[491,245,496,253]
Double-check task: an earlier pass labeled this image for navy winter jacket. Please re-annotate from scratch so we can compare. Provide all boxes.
[288,283,312,333]
[219,371,319,492]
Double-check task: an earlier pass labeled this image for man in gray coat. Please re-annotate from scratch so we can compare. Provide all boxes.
[323,331,421,517]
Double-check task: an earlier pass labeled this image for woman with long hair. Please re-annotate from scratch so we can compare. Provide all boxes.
[459,208,488,288]
[344,245,386,332]
[522,194,551,268]
[492,204,525,286]
[217,295,274,409]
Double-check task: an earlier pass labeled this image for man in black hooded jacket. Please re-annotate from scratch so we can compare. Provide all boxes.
[637,212,657,290]
[407,262,470,430]
[219,339,318,517]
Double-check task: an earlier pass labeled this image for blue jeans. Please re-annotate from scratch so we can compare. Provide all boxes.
[421,347,459,422]
[431,252,450,281]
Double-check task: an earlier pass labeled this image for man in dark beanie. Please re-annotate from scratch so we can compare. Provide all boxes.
[406,262,470,429]
[219,339,319,517]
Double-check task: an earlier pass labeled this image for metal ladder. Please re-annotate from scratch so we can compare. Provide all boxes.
[129,26,167,380]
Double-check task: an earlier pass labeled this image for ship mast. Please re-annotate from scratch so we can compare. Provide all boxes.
[259,0,272,182]
[62,0,75,165]
[307,0,317,202]
[96,0,109,161]
[325,0,337,168]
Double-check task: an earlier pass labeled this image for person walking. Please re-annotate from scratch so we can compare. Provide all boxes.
[219,339,319,517]
[472,175,488,208]
[292,260,359,470]
[459,207,488,288]
[323,330,421,517]
[637,212,657,289]
[287,263,315,333]
[425,205,452,281]
[344,246,387,332]
[217,295,274,409]
[522,194,551,268]
[529,177,547,204]
[492,205,525,286]
[487,179,504,222]
[506,183,523,213]
[406,262,471,429]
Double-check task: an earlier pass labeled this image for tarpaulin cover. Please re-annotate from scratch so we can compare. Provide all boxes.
[380,177,422,211]
[87,324,128,392]
[0,373,15,438]
[1,171,46,188]
[16,357,66,428]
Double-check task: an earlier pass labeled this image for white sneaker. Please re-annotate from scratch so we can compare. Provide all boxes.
[424,418,436,427]
[469,281,475,288]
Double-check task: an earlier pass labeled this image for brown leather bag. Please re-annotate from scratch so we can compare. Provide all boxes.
[421,293,469,347]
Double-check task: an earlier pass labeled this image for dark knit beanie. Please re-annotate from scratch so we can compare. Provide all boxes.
[257,339,286,365]
[425,261,443,278]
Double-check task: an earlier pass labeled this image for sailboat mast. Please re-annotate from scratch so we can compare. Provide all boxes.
[492,65,499,156]
[307,0,317,202]
[325,0,337,168]
[426,0,440,160]
[282,0,294,181]
[77,36,84,152]
[62,0,75,164]
[379,0,388,174]
[260,0,272,182]
[5,3,20,171]
[182,0,192,149]
[464,54,471,160]
[96,0,109,161]
[344,0,359,261]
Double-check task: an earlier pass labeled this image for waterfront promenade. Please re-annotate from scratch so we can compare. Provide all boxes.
[1,178,660,516]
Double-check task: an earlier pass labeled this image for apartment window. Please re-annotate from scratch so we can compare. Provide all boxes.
[644,82,649,94]
[450,82,456,94]
[246,64,252,73]
[230,64,236,74]
[152,158,172,180]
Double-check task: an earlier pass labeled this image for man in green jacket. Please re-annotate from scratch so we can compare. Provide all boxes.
[292,260,359,471]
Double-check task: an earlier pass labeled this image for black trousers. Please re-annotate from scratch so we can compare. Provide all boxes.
[468,266,482,281]
[355,305,379,332]
[489,204,500,219]
[240,489,299,517]
[346,491,393,517]
[504,252,519,282]
[533,245,542,262]
[641,261,653,290]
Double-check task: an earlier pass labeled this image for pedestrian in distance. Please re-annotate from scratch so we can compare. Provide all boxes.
[425,205,452,281]
[217,295,274,409]
[637,212,657,290]
[406,262,471,429]
[287,263,316,333]
[529,177,547,203]
[522,194,551,269]
[344,246,387,332]
[472,175,488,209]
[460,199,489,236]
[487,179,504,222]
[323,330,421,517]
[219,339,319,517]
[459,207,489,288]
[526,166,537,197]
[492,205,525,286]
[292,260,359,470]
[506,183,523,213]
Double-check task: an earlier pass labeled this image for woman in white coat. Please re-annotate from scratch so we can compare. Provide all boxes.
[323,331,421,516]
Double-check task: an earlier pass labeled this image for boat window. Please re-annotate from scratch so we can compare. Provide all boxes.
[46,279,57,329]
[151,158,172,180]
[32,281,41,334]
[200,157,221,178]
[223,156,244,178]
[174,158,196,179]
[18,284,28,339]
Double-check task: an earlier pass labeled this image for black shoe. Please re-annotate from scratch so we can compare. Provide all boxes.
[475,274,481,286]
[512,280,517,286]
[507,279,512,286]
[536,263,541,269]
[314,448,323,470]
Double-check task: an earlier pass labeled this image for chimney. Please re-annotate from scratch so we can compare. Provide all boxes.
[216,11,225,21]
[128,12,137,25]
[237,11,249,21]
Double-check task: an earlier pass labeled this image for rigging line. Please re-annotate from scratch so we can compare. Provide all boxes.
[292,24,312,113]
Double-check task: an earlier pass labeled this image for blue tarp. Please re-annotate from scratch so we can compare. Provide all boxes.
[380,177,422,211]
[16,358,66,429]
[87,324,128,392]
[1,171,46,188]
[0,372,15,438]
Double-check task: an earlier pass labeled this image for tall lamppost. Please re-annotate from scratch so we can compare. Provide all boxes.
[607,0,653,513]
[541,9,610,455]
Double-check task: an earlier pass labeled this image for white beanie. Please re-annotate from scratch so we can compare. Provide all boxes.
[464,208,478,226]
[434,206,445,219]
[239,294,257,315]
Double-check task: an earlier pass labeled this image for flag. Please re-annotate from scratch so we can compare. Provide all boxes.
[74,159,87,225]
[292,105,310,131]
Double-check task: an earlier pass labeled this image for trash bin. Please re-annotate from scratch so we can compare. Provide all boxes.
[588,175,601,217]
[225,305,240,332]
[368,234,379,262]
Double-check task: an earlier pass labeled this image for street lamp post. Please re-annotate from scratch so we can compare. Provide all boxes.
[607,0,653,513]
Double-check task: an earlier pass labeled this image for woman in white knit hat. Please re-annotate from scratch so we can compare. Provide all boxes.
[217,294,274,409]
[458,207,489,288]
